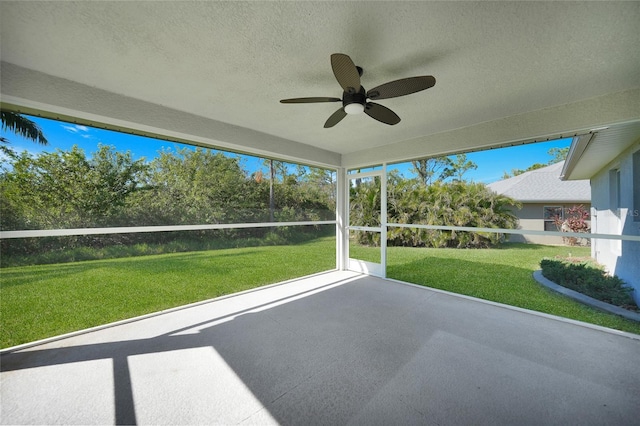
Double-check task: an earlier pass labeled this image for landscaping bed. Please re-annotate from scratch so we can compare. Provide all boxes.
[540,257,638,312]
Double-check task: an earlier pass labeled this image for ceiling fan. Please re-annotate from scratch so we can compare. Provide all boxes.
[280,53,436,128]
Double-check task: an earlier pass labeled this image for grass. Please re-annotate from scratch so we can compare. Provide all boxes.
[2,239,639,349]
[384,243,640,335]
[0,238,336,348]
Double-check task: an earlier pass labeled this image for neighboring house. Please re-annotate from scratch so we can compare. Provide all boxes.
[561,122,640,305]
[488,161,591,244]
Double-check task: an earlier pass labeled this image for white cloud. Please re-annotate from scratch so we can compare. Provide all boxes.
[62,124,93,138]
[62,125,79,133]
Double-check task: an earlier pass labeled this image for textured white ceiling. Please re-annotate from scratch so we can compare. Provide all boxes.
[1,1,639,168]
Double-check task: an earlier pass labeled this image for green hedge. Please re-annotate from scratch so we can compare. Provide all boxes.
[540,259,636,308]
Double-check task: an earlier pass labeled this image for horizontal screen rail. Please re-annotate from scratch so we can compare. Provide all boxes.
[347,226,383,233]
[347,170,383,179]
[0,220,337,239]
[388,223,640,242]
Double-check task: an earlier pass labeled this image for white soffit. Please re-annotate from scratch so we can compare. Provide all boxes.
[563,120,640,180]
[1,1,639,167]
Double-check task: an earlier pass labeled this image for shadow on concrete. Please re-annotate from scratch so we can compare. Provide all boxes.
[2,273,640,425]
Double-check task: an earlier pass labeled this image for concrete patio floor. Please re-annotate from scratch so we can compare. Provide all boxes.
[2,270,639,425]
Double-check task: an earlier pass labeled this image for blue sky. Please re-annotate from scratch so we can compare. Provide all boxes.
[0,115,267,174]
[1,115,571,184]
[389,138,572,183]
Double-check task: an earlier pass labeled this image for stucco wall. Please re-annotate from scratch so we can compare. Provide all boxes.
[590,144,640,305]
[509,203,591,245]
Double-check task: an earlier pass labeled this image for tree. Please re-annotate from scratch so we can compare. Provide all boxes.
[1,145,147,230]
[411,157,452,186]
[1,110,48,160]
[137,147,252,225]
[552,204,590,246]
[412,154,478,185]
[296,166,336,215]
[269,159,276,222]
[502,163,546,179]
[384,177,521,248]
[253,162,336,224]
[259,159,292,222]
[442,154,477,182]
[547,147,569,164]
[0,111,48,145]
[502,146,569,179]
[349,176,382,246]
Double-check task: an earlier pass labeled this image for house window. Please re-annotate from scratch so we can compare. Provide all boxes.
[633,151,640,222]
[543,206,563,231]
[609,168,621,215]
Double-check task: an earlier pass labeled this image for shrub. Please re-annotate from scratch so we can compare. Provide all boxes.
[552,204,590,246]
[384,179,520,248]
[540,258,636,308]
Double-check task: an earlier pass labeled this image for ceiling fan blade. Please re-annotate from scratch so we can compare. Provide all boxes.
[365,102,401,125]
[331,53,361,94]
[280,97,341,104]
[324,107,347,128]
[367,76,436,100]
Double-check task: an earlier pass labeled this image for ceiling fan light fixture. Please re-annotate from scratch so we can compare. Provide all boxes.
[344,103,365,115]
[279,53,435,127]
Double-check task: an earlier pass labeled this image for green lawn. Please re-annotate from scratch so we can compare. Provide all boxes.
[385,243,640,335]
[0,238,336,348]
[2,239,639,349]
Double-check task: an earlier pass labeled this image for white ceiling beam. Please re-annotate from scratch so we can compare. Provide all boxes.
[342,88,640,168]
[0,62,342,168]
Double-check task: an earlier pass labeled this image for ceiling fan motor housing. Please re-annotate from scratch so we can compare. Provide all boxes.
[343,86,366,114]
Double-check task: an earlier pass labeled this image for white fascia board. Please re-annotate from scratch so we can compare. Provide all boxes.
[561,133,594,181]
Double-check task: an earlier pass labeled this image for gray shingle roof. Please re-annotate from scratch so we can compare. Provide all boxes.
[487,161,590,202]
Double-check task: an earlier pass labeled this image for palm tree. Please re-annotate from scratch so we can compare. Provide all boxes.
[1,110,48,146]
[385,177,520,248]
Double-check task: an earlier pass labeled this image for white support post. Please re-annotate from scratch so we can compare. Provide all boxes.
[381,163,387,278]
[336,167,348,270]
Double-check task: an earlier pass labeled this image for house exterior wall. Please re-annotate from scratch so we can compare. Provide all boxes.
[590,145,640,305]
[509,203,591,245]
